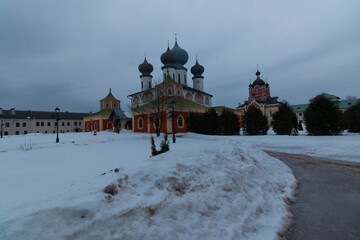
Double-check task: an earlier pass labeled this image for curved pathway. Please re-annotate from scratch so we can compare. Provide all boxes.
[266,151,360,240]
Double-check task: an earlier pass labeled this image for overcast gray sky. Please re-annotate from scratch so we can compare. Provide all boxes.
[1,0,359,113]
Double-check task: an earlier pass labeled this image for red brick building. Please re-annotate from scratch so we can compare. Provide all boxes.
[83,89,130,132]
[128,38,212,134]
[236,68,280,124]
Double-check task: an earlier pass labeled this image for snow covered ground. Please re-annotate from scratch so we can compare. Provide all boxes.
[0,131,296,240]
[245,129,360,163]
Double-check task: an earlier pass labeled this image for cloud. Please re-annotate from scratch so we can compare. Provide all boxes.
[0,0,359,111]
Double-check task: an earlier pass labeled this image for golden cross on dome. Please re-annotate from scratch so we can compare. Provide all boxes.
[144,52,146,58]
[256,64,259,71]
[175,33,177,41]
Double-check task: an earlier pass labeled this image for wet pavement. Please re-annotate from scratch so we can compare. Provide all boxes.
[266,151,360,240]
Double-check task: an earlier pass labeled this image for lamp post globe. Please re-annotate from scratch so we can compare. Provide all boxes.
[55,107,60,143]
[170,101,176,143]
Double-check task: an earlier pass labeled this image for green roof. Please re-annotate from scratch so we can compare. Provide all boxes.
[101,90,119,101]
[91,110,112,116]
[334,99,360,109]
[211,106,237,113]
[134,97,207,111]
[291,98,360,112]
[310,93,339,101]
[156,74,179,86]
[291,104,309,112]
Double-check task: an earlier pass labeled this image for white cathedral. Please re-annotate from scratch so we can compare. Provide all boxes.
[128,38,213,108]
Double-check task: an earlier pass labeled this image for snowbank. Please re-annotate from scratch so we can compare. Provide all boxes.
[0,132,295,240]
[242,131,360,162]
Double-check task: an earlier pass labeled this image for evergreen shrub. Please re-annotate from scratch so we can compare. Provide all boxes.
[304,95,342,135]
[242,106,269,135]
[343,101,360,132]
[271,101,298,135]
[151,134,170,156]
[188,108,239,135]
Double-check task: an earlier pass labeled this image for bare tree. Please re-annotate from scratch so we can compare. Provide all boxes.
[132,80,183,137]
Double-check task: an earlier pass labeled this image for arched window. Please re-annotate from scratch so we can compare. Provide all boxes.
[94,122,98,131]
[269,110,273,117]
[177,88,181,96]
[138,118,143,129]
[256,88,259,94]
[195,93,204,104]
[167,88,172,96]
[173,73,175,80]
[205,97,210,105]
[184,75,187,85]
[141,81,143,89]
[186,92,192,101]
[164,73,166,80]
[149,82,151,88]
[159,89,163,97]
[106,103,109,108]
[178,74,180,83]
[178,116,184,128]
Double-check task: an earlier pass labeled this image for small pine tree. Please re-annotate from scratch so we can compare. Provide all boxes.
[151,136,157,156]
[343,101,360,132]
[304,95,342,135]
[271,101,298,135]
[220,109,240,135]
[151,134,170,156]
[242,106,269,135]
[160,134,170,153]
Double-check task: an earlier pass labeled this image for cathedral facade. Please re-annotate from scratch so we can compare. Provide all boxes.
[236,68,280,124]
[128,38,212,133]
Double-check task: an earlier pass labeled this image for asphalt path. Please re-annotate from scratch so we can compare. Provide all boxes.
[266,151,360,240]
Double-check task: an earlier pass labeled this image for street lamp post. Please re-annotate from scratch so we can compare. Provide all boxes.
[55,107,60,143]
[0,113,3,139]
[170,100,176,143]
[89,112,92,132]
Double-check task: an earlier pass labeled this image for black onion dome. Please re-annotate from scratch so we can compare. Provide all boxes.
[138,57,153,76]
[161,46,176,66]
[191,60,204,77]
[252,69,265,86]
[171,40,189,67]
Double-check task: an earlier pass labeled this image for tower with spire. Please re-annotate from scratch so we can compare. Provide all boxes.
[138,54,154,91]
[191,56,205,91]
[237,66,280,124]
[248,66,271,102]
[100,88,121,111]
[129,35,212,108]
